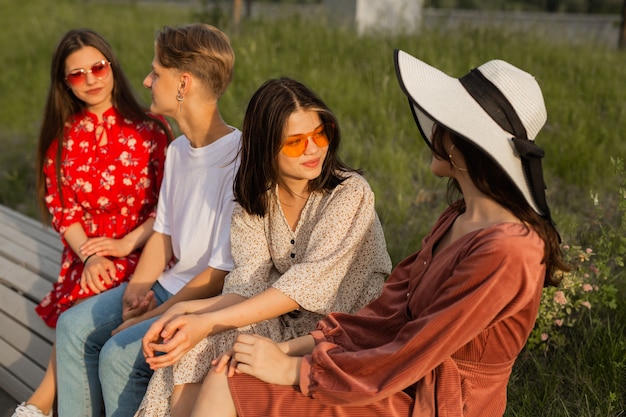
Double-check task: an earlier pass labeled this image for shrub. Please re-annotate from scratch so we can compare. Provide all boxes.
[528,157,624,351]
[528,244,617,350]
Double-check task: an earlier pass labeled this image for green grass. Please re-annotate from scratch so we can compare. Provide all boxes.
[1,0,625,414]
[0,0,195,214]
[508,305,626,416]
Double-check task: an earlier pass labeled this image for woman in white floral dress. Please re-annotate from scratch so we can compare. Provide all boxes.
[134,77,392,417]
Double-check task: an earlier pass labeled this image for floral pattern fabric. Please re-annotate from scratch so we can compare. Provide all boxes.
[35,106,169,327]
[135,173,392,417]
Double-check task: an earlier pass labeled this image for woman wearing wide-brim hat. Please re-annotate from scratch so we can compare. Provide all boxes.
[191,50,569,417]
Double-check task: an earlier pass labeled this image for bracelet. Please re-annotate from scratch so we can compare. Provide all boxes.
[83,254,95,264]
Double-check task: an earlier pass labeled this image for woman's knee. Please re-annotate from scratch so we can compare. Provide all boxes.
[99,325,148,377]
[56,302,88,344]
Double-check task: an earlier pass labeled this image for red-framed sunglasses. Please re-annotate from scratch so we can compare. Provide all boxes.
[281,123,332,157]
[65,60,112,87]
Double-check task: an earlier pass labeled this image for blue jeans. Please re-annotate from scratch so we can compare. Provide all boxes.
[56,282,172,417]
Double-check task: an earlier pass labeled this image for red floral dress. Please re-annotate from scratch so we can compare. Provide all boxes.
[35,107,169,327]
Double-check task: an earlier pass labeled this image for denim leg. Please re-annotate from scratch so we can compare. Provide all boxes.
[100,316,158,417]
[56,284,126,417]
[100,281,172,417]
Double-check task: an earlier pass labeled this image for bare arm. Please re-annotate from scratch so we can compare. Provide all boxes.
[143,288,299,368]
[140,292,246,359]
[121,216,156,252]
[126,231,172,292]
[80,217,156,259]
[64,222,118,294]
[64,217,158,295]
[62,222,91,262]
[202,287,298,334]
[278,334,316,357]
[124,265,228,327]
[214,334,314,385]
[116,231,173,325]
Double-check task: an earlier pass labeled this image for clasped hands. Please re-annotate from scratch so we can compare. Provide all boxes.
[79,236,134,294]
[140,303,213,370]
[110,290,158,336]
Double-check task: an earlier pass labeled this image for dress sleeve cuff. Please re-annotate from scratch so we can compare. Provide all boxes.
[299,329,325,396]
[299,354,313,397]
[310,329,326,344]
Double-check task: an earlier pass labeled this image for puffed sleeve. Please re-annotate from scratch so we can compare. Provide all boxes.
[43,139,84,236]
[272,174,389,315]
[299,227,545,406]
[221,204,276,298]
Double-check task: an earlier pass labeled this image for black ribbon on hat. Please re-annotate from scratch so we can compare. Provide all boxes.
[459,68,553,224]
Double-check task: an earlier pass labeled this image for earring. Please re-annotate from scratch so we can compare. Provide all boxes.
[176,90,184,112]
[448,144,467,172]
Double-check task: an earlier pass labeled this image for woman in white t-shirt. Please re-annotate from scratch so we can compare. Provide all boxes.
[134,77,392,417]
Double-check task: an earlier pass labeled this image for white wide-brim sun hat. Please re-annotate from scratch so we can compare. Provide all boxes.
[394,49,548,216]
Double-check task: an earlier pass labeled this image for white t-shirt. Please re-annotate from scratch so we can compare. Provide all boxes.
[154,128,241,294]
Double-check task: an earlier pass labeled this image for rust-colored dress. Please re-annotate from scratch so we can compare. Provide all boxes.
[228,206,546,417]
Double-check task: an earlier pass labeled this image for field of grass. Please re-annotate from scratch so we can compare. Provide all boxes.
[0,0,624,414]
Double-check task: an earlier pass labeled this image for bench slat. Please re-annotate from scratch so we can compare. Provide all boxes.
[0,204,61,402]
[0,205,61,251]
[0,204,62,284]
[0,228,61,284]
[0,338,46,399]
[0,309,53,367]
[0,281,55,343]
[0,256,57,305]
[0,366,31,405]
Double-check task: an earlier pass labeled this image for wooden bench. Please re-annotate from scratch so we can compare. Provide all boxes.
[0,204,62,402]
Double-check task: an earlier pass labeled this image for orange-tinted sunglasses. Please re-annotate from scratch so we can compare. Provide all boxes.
[281,123,331,157]
[65,60,112,87]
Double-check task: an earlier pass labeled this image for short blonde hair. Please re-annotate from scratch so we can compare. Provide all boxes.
[155,23,234,98]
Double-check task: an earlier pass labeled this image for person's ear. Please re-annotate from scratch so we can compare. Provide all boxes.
[179,73,191,94]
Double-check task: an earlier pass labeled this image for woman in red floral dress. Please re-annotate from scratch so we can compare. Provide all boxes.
[11,29,171,417]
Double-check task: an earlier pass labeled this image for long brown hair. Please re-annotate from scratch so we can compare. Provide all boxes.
[430,125,569,287]
[35,28,171,221]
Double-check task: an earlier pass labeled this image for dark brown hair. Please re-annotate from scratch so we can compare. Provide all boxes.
[235,77,358,217]
[431,125,569,287]
[35,28,171,221]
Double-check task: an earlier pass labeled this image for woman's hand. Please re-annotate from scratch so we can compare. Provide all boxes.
[212,348,236,375]
[142,309,211,369]
[141,302,189,357]
[217,334,301,386]
[80,255,116,294]
[80,236,134,259]
[121,289,156,322]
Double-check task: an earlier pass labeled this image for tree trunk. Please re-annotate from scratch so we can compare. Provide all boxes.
[620,0,626,49]
[233,0,243,32]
